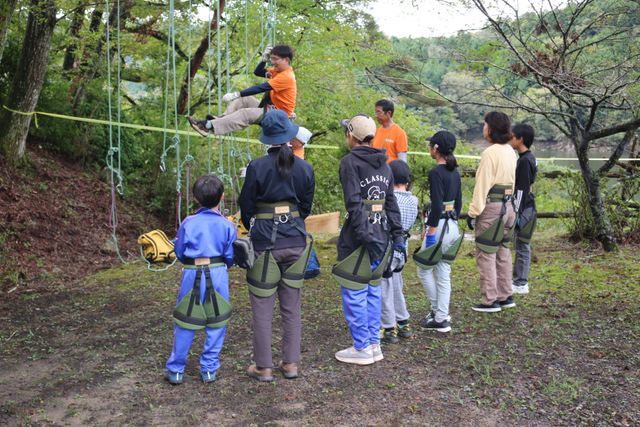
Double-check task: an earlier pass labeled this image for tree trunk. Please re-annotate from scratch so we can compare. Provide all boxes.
[63,5,86,71]
[0,0,57,167]
[176,0,226,115]
[70,1,133,113]
[574,135,617,251]
[0,0,18,64]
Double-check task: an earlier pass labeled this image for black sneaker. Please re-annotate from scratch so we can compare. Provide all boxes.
[188,116,212,137]
[381,328,400,344]
[498,296,516,308]
[397,323,413,339]
[471,302,502,313]
[423,318,452,333]
[420,311,451,327]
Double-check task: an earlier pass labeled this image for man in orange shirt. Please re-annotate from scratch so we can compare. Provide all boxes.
[372,99,408,163]
[189,45,297,136]
[290,126,312,159]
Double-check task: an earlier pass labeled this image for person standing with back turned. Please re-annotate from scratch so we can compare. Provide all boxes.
[238,110,315,382]
[467,112,517,313]
[333,114,404,365]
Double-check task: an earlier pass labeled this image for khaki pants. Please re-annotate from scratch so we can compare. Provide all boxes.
[475,202,516,304]
[210,96,263,135]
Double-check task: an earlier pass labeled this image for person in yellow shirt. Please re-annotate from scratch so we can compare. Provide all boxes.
[372,99,408,163]
[467,111,518,313]
[188,45,297,136]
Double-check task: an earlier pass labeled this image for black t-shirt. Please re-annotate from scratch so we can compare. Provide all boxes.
[427,165,462,227]
[515,150,537,212]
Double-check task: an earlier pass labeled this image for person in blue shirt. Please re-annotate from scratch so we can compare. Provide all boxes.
[164,174,237,385]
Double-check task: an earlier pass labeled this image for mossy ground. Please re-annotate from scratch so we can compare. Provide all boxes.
[1,228,639,426]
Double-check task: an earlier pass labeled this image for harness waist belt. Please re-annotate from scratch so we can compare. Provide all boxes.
[440,201,456,217]
[363,199,385,213]
[488,185,513,202]
[254,202,300,219]
[182,256,225,265]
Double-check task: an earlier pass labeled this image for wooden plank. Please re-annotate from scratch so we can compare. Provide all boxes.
[305,212,340,234]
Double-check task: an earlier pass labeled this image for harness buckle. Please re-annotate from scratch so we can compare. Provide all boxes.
[278,214,290,224]
[371,212,382,224]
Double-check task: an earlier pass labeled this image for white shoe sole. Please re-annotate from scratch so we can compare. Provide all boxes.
[512,287,529,295]
[471,306,502,313]
[426,326,452,333]
[500,302,517,308]
[372,352,384,362]
[335,354,375,365]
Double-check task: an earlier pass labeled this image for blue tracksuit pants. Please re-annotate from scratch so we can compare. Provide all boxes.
[166,265,229,375]
[340,282,382,351]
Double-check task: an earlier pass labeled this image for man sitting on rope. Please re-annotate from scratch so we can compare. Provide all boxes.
[188,44,297,136]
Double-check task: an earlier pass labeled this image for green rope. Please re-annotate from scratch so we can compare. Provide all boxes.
[105,0,126,264]
[206,6,213,172]
[169,0,182,226]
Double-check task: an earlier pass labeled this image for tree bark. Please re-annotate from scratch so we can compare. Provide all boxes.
[0,0,57,167]
[176,0,226,115]
[63,5,86,71]
[574,134,617,251]
[0,0,18,64]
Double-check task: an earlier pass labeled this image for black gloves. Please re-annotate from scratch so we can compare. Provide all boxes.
[467,216,476,230]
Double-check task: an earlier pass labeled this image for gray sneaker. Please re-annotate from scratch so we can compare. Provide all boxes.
[371,343,384,362]
[335,345,375,365]
[512,283,529,294]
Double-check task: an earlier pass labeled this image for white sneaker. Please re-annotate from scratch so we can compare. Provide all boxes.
[371,343,384,362]
[512,283,529,294]
[335,345,375,365]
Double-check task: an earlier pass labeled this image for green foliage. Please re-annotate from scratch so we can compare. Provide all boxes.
[563,172,640,241]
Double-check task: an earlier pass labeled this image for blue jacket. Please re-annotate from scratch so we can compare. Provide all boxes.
[239,146,315,251]
[174,208,237,267]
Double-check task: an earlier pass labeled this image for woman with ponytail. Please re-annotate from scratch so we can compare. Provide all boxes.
[239,109,315,381]
[416,131,462,333]
[467,111,517,313]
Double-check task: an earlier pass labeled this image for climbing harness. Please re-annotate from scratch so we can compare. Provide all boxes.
[246,202,314,297]
[413,201,464,270]
[332,199,393,290]
[138,229,177,264]
[475,185,516,253]
[173,258,232,330]
[515,208,537,244]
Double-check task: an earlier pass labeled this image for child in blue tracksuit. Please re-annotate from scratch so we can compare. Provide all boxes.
[334,115,403,366]
[165,175,237,385]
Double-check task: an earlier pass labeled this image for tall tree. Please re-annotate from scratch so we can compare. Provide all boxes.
[0,0,19,64]
[0,0,57,167]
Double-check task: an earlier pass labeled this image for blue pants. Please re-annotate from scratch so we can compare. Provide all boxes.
[340,283,382,351]
[166,265,229,375]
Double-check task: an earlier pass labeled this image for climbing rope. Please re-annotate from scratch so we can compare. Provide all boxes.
[105,0,126,263]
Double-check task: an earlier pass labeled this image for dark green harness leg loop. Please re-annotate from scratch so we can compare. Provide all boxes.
[516,212,537,243]
[476,185,515,254]
[174,266,232,330]
[247,250,281,297]
[282,239,314,289]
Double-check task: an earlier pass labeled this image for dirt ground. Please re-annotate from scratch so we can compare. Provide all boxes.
[1,235,639,426]
[1,147,639,426]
